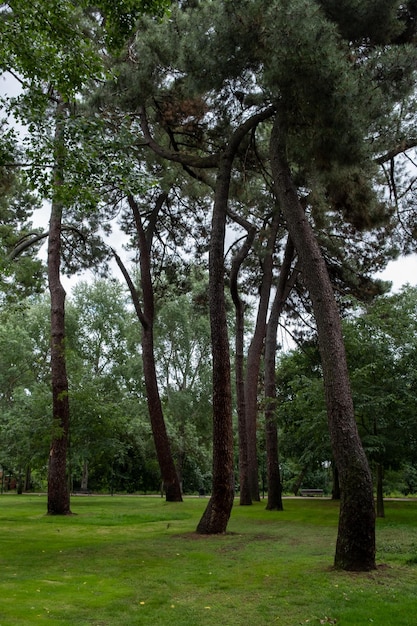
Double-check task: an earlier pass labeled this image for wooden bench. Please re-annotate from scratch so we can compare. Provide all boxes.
[300,488,324,497]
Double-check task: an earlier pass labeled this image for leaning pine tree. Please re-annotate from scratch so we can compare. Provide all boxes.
[260,0,417,569]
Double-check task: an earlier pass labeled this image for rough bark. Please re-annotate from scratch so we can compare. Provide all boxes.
[117,194,183,502]
[47,207,71,515]
[47,102,71,516]
[229,211,255,506]
[244,213,280,501]
[270,117,376,571]
[196,151,235,533]
[196,108,275,534]
[264,236,296,511]
[141,323,183,501]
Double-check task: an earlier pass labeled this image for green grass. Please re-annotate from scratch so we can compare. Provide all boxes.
[0,495,416,625]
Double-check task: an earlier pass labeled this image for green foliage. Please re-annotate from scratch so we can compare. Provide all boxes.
[0,137,45,302]
[276,287,417,493]
[264,0,365,164]
[110,0,417,274]
[260,0,417,228]
[276,342,330,473]
[0,276,213,495]
[70,279,131,373]
[319,0,404,44]
[0,302,52,480]
[66,279,155,492]
[154,269,213,491]
[1,1,104,99]
[1,0,166,288]
[84,0,171,53]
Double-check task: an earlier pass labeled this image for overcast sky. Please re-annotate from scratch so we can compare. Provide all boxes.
[376,254,417,292]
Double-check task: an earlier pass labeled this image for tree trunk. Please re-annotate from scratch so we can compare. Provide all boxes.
[197,152,235,533]
[126,194,183,503]
[244,213,280,501]
[235,294,252,506]
[264,411,282,509]
[81,460,89,492]
[264,236,295,511]
[376,463,385,518]
[292,467,307,496]
[47,102,71,516]
[142,324,183,501]
[17,471,23,494]
[270,117,376,571]
[47,199,71,515]
[24,466,31,492]
[229,211,255,506]
[197,108,275,533]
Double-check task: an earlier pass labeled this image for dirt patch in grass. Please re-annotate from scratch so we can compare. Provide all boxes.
[327,562,393,578]
[175,531,240,540]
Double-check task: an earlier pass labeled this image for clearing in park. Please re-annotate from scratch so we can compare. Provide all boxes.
[0,495,416,625]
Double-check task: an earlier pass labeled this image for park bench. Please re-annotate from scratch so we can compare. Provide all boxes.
[300,488,324,497]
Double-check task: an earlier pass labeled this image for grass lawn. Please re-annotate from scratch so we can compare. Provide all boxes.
[0,495,416,625]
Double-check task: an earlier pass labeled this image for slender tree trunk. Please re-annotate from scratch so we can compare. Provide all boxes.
[117,194,183,502]
[141,323,182,501]
[47,102,71,516]
[47,198,71,515]
[17,471,23,494]
[264,409,281,509]
[292,467,307,496]
[197,108,274,533]
[197,152,235,533]
[24,466,31,492]
[81,460,89,492]
[244,213,280,501]
[235,296,252,505]
[270,117,376,571]
[376,463,385,518]
[264,236,295,511]
[47,201,71,514]
[229,212,255,506]
[244,331,263,500]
